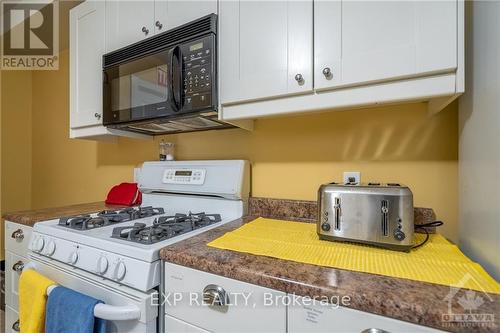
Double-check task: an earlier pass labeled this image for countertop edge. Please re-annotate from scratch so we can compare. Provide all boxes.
[160,217,500,333]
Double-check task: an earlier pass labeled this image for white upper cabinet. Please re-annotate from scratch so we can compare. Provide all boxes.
[106,0,216,52]
[155,0,218,32]
[314,1,457,91]
[219,0,313,105]
[70,1,150,140]
[105,1,155,52]
[70,0,105,129]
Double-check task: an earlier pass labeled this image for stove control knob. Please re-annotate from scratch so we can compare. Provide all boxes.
[69,251,79,265]
[97,256,109,275]
[33,236,45,252]
[114,261,127,281]
[45,240,56,256]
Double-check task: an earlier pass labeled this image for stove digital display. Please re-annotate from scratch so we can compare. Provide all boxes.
[175,170,192,176]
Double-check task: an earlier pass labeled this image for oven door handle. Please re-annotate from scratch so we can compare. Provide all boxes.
[23,263,142,321]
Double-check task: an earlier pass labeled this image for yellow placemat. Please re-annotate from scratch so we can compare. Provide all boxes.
[208,217,500,294]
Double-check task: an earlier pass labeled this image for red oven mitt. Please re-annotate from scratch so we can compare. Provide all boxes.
[105,182,142,206]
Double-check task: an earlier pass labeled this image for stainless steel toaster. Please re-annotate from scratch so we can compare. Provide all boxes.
[318,182,414,251]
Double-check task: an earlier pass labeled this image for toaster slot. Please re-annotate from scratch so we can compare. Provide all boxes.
[381,200,389,236]
[334,197,341,231]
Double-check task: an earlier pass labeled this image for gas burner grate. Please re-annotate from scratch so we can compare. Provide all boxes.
[156,212,222,226]
[58,206,165,231]
[111,212,222,244]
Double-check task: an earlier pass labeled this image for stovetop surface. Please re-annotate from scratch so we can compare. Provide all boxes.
[33,193,244,262]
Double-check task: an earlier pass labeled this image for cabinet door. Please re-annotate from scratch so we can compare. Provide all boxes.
[105,1,155,52]
[5,221,32,257]
[220,0,313,105]
[5,306,20,333]
[314,1,457,91]
[5,251,25,310]
[165,262,286,332]
[154,0,217,33]
[165,315,209,333]
[288,295,444,333]
[69,0,105,129]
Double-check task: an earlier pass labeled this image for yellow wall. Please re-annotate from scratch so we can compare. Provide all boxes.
[28,48,459,242]
[0,70,33,260]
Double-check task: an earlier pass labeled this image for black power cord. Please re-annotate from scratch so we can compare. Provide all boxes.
[412,220,444,249]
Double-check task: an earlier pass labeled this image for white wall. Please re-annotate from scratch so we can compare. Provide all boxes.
[459,0,500,280]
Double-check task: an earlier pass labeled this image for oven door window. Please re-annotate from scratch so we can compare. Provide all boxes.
[104,49,173,125]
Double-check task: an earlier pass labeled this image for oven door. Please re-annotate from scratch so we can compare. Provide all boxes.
[26,255,157,333]
[103,45,178,126]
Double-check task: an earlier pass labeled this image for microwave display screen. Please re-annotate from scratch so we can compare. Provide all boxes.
[175,170,192,176]
[189,42,203,51]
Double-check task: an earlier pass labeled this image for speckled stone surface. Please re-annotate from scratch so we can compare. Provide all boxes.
[249,197,437,232]
[2,202,128,227]
[248,197,317,222]
[161,217,499,332]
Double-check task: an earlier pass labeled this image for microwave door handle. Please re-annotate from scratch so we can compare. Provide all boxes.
[168,46,182,111]
[173,46,183,110]
[168,48,176,111]
[22,262,142,321]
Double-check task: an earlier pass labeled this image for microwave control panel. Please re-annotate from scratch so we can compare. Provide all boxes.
[162,168,206,185]
[181,35,216,111]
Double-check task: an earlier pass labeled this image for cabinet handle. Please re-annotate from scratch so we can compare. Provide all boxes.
[12,260,25,273]
[142,26,149,35]
[155,21,163,30]
[11,229,24,241]
[94,113,101,120]
[322,67,332,78]
[12,319,20,331]
[294,73,304,84]
[203,284,230,307]
[361,329,390,333]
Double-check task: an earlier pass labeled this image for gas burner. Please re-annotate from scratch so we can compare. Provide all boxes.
[156,212,222,227]
[131,206,165,219]
[111,212,222,244]
[97,210,131,222]
[58,206,165,231]
[58,215,110,230]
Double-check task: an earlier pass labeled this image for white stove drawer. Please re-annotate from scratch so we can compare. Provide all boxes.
[5,251,27,310]
[164,263,286,333]
[5,221,32,257]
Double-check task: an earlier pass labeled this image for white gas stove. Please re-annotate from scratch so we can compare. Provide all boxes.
[27,160,250,332]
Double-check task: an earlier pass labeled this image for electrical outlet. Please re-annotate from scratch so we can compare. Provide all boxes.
[133,168,141,183]
[343,171,361,185]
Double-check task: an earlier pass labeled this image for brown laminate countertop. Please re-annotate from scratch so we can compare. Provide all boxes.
[2,202,128,227]
[160,216,500,333]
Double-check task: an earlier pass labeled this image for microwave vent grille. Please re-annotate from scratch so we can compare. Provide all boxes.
[103,14,216,68]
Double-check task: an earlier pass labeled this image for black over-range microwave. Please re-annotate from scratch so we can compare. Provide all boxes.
[102,14,233,135]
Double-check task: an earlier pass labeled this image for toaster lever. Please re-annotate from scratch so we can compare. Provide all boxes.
[381,200,389,236]
[334,197,341,231]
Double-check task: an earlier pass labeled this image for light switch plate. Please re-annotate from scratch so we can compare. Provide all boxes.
[343,171,361,184]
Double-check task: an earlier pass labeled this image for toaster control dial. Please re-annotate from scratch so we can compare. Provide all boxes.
[321,223,331,232]
[394,230,406,241]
